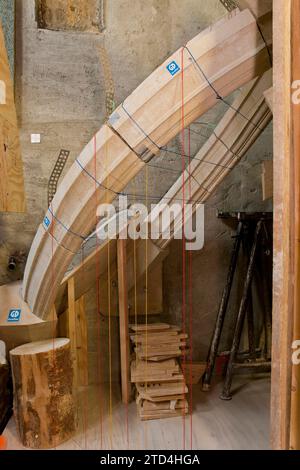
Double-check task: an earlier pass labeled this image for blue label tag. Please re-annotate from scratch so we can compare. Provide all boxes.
[7,309,21,322]
[166,60,180,76]
[43,216,51,229]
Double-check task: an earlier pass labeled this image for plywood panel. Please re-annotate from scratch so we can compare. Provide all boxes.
[0,22,25,213]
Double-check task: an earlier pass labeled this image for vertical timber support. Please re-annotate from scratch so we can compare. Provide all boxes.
[290,0,300,450]
[67,277,78,389]
[75,295,89,387]
[117,238,131,404]
[272,0,300,450]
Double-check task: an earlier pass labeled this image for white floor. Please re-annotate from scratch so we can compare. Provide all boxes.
[4,375,270,450]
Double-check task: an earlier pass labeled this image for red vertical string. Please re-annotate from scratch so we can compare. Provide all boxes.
[188,127,193,450]
[181,47,186,451]
[50,202,57,450]
[94,134,103,448]
[81,244,88,449]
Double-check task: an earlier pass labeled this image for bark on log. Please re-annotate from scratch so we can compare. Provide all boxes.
[10,338,75,449]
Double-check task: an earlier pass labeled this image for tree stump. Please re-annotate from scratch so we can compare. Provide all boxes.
[10,338,76,449]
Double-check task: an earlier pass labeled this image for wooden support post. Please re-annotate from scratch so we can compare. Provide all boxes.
[67,277,78,389]
[75,295,88,387]
[272,0,300,450]
[117,238,131,404]
[290,0,300,450]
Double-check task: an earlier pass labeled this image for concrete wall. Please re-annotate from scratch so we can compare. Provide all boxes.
[0,0,272,381]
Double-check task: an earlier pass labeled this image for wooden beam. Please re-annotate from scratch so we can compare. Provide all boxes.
[117,238,131,404]
[67,277,77,389]
[271,0,294,450]
[290,0,300,450]
[75,295,88,387]
[0,21,25,213]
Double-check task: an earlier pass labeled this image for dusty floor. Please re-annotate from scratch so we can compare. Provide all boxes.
[4,375,270,450]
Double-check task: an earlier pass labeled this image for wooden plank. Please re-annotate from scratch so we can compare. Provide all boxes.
[117,238,131,404]
[0,21,25,213]
[262,160,273,200]
[271,0,294,450]
[67,278,77,388]
[75,295,88,387]
[290,0,300,451]
[22,8,272,320]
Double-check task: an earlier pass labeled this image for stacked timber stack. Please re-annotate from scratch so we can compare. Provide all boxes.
[130,323,189,420]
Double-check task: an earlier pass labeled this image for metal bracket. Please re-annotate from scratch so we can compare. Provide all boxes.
[219,0,238,12]
[48,149,70,206]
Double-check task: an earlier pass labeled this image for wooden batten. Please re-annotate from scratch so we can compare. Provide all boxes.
[0,22,25,213]
[290,0,300,451]
[271,0,295,451]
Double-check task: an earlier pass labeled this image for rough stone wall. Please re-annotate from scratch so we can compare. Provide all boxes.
[0,0,272,380]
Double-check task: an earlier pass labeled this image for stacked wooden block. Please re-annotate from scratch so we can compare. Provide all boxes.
[130,323,188,420]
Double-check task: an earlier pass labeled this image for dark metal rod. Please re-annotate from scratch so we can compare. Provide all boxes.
[202,221,243,391]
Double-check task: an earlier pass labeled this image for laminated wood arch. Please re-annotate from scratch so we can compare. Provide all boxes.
[55,68,272,316]
[22,8,272,320]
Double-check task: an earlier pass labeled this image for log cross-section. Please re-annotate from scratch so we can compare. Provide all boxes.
[10,338,75,449]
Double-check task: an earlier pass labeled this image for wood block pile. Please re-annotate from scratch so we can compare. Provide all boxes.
[130,323,189,420]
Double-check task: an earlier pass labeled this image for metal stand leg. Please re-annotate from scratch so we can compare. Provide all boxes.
[220,220,263,400]
[202,221,244,391]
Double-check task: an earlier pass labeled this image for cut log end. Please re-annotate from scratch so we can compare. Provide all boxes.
[10,338,76,449]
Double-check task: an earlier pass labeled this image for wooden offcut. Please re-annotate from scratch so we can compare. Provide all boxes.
[0,21,25,213]
[10,339,75,449]
[0,282,57,352]
[130,323,189,420]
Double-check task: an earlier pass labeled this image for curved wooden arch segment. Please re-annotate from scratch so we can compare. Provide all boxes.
[22,8,272,320]
[54,68,272,316]
[0,22,25,213]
